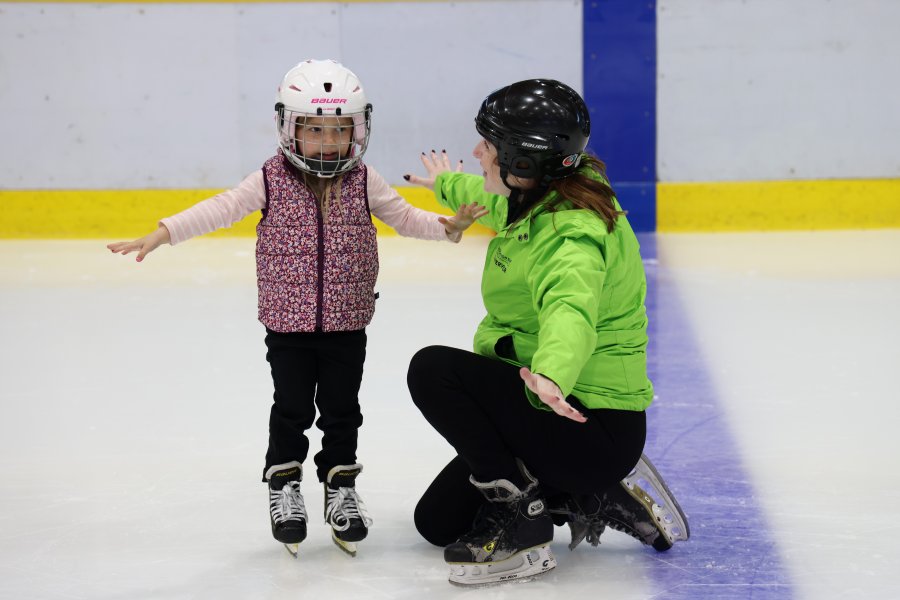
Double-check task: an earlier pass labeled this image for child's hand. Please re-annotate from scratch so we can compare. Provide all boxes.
[403,149,463,190]
[107,225,171,262]
[519,367,587,423]
[438,203,489,234]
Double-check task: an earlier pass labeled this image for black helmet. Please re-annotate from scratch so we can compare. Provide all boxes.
[475,79,590,185]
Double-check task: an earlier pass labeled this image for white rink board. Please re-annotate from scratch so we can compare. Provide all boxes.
[0,1,582,189]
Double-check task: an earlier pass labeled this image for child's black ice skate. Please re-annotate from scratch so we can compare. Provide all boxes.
[323,464,372,556]
[265,461,307,558]
[549,453,690,552]
[444,463,556,586]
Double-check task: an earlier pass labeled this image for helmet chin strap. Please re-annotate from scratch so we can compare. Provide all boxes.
[503,174,549,227]
[501,154,557,196]
[501,166,548,204]
[500,166,516,197]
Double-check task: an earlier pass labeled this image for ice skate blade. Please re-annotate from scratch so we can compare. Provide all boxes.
[332,531,358,557]
[283,543,300,558]
[447,545,556,586]
[625,454,691,545]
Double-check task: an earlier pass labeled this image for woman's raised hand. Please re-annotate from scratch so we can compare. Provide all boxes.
[403,149,463,190]
[106,224,171,262]
[520,367,587,423]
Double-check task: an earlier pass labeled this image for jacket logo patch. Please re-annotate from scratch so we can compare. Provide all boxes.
[493,248,511,273]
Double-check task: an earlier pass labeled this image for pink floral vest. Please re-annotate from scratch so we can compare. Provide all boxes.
[256,155,378,332]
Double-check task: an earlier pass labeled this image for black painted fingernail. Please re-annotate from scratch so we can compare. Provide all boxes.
[442,149,446,153]
[403,174,410,181]
[421,151,425,155]
[431,149,435,153]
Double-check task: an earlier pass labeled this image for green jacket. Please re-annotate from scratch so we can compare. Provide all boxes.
[433,170,654,412]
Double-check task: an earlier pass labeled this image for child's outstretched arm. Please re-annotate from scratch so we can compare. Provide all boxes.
[439,202,489,236]
[106,171,267,262]
[107,224,171,263]
[367,163,470,242]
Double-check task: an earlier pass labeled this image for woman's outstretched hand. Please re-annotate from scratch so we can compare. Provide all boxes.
[107,225,171,262]
[403,149,463,190]
[520,367,587,423]
[439,203,489,235]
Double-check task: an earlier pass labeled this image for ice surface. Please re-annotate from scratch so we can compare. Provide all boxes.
[1,232,898,599]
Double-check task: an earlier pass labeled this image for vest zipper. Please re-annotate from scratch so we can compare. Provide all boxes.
[315,197,325,332]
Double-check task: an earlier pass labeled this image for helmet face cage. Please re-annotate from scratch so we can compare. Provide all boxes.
[278,106,372,177]
[474,79,590,184]
[275,59,373,178]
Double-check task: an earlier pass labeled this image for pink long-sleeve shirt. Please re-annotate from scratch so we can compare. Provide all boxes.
[160,165,459,244]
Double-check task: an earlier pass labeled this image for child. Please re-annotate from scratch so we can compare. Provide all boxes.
[108,59,487,556]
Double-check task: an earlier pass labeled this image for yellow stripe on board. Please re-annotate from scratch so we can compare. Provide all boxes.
[5,180,898,238]
[658,179,900,232]
[0,187,493,239]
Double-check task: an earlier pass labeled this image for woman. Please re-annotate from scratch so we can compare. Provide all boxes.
[405,79,690,585]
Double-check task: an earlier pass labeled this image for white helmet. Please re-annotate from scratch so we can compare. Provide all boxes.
[275,59,373,177]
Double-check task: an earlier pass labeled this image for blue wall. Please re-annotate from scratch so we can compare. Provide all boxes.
[583,0,657,232]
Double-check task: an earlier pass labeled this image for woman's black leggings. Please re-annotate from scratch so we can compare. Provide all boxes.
[406,345,646,546]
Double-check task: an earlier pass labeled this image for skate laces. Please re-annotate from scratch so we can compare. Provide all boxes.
[547,497,607,550]
[270,481,307,525]
[325,487,373,532]
[593,483,668,547]
[567,512,607,549]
